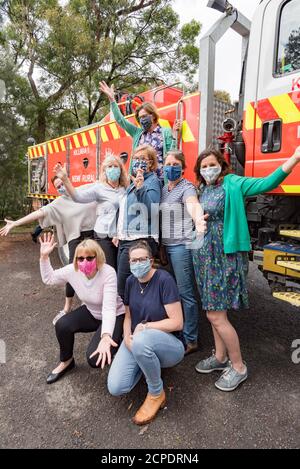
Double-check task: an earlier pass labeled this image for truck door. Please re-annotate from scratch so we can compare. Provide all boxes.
[245,0,300,193]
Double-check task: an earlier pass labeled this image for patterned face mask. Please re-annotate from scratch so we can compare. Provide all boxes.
[77,258,97,276]
[132,159,148,174]
[57,185,67,195]
[139,115,152,132]
[130,259,151,279]
[164,165,182,181]
[200,166,222,184]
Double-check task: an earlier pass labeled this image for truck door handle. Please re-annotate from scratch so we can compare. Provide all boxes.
[261,119,282,153]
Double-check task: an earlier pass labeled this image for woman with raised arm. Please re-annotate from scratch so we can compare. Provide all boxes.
[0,176,97,324]
[192,146,300,392]
[53,153,128,271]
[39,234,125,384]
[99,81,181,181]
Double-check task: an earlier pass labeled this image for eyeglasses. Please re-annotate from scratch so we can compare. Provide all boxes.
[133,157,150,162]
[129,256,150,264]
[77,256,96,262]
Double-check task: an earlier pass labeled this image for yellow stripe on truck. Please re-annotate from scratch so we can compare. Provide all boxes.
[181,120,195,142]
[81,132,89,147]
[268,94,300,124]
[73,135,81,149]
[100,127,109,142]
[89,130,97,144]
[53,140,59,153]
[109,123,120,140]
[158,119,171,128]
[281,185,300,194]
[59,139,66,151]
[244,102,262,131]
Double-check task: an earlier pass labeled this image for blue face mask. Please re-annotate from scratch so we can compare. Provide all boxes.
[164,165,182,182]
[106,166,121,182]
[57,185,66,195]
[139,115,152,132]
[132,159,148,174]
[130,259,152,279]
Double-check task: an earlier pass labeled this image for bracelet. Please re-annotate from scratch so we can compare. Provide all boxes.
[101,333,111,339]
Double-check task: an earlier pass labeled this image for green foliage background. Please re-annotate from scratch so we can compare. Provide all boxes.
[0,0,204,218]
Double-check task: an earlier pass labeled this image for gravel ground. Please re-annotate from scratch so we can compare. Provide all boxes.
[0,234,299,449]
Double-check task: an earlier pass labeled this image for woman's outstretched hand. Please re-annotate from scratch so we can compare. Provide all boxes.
[99,81,115,102]
[293,145,300,162]
[0,219,16,236]
[89,335,118,369]
[39,232,57,260]
[53,163,68,181]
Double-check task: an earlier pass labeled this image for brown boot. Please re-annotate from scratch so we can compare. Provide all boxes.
[132,390,166,425]
[184,342,199,356]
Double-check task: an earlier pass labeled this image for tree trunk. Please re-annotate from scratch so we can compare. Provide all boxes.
[36,110,47,143]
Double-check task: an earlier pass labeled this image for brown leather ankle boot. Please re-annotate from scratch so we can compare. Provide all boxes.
[132,390,166,425]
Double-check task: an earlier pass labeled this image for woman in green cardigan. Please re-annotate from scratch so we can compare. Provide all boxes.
[99,81,179,180]
[192,146,300,392]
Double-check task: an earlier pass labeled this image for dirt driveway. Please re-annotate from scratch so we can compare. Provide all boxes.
[0,234,299,449]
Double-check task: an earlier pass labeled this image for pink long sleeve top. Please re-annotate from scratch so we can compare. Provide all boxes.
[40,258,125,336]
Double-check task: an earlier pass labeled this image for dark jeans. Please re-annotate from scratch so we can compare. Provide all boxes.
[32,225,43,237]
[55,304,125,365]
[66,230,94,298]
[94,235,118,271]
[117,238,158,299]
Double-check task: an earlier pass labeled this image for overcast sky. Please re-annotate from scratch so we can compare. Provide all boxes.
[173,0,261,101]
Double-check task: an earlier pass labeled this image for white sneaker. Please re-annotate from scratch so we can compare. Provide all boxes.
[52,310,66,326]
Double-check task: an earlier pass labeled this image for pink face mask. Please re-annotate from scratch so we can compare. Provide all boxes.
[77,258,97,276]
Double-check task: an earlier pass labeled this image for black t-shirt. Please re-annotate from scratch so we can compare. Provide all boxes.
[124,269,181,333]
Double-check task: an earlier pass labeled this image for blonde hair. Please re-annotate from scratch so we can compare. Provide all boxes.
[99,151,129,188]
[133,144,158,172]
[135,102,159,124]
[73,239,106,271]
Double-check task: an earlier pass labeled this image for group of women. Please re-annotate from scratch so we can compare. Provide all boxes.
[1,79,300,425]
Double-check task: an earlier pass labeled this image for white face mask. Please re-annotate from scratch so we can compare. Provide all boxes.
[200,166,222,185]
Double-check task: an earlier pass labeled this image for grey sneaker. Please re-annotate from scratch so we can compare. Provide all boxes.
[214,364,248,392]
[195,353,229,374]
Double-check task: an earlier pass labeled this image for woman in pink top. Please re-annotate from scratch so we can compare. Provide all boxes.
[39,234,125,384]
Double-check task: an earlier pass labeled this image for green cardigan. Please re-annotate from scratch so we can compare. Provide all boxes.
[222,167,289,253]
[110,101,176,155]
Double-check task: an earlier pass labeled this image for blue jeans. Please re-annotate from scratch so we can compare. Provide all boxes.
[107,329,185,396]
[165,244,199,344]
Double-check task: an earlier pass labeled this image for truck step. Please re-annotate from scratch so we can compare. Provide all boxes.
[273,292,300,307]
[279,230,300,239]
[276,260,300,272]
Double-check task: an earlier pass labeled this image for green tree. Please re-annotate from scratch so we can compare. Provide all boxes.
[214,89,231,103]
[284,27,300,72]
[0,0,201,142]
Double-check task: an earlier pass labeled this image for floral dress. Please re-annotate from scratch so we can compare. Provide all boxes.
[192,183,249,311]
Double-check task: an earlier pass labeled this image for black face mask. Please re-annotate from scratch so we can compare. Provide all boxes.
[139,115,152,132]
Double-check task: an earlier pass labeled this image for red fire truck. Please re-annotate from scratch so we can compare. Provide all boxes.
[27,0,300,307]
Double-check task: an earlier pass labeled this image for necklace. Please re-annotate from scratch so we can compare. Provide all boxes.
[138,271,155,294]
[106,180,119,190]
